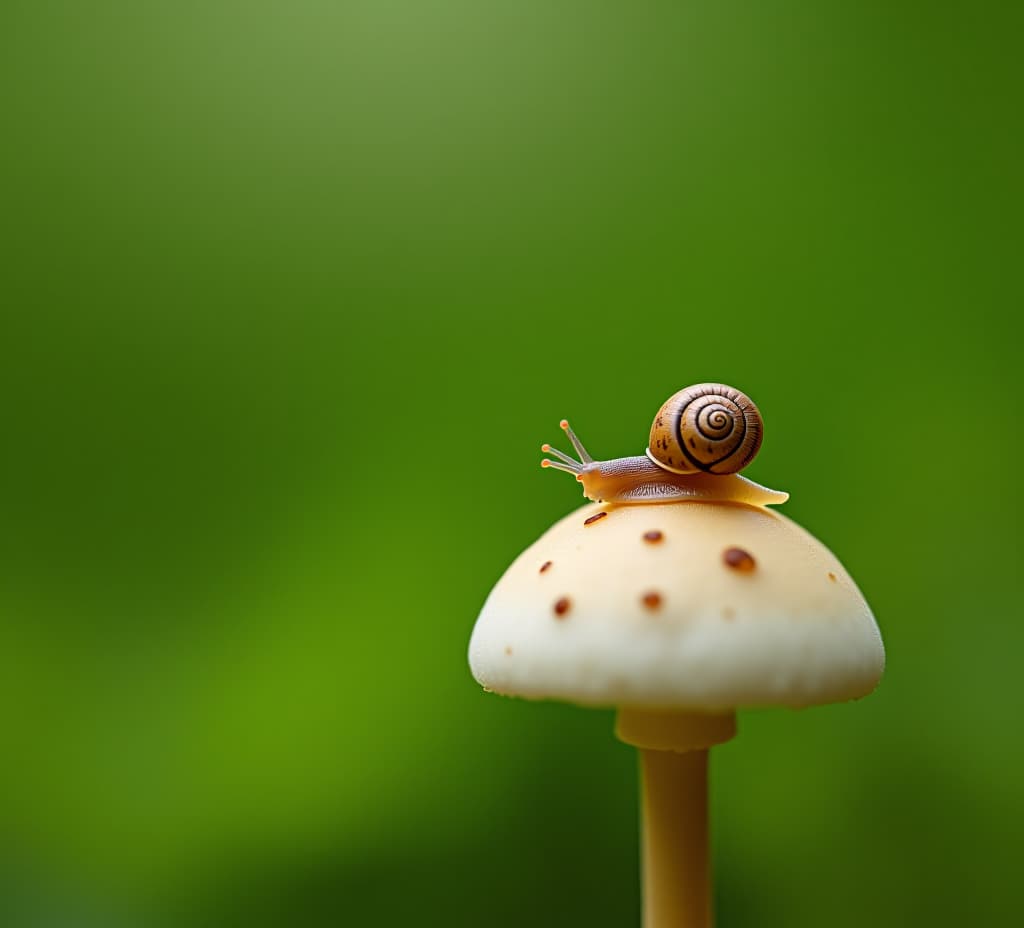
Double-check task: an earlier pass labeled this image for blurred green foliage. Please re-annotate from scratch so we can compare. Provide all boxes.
[1,1,1021,925]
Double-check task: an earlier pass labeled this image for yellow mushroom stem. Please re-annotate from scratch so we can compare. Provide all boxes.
[616,709,737,928]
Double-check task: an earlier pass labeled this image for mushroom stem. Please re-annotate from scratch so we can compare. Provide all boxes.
[616,710,735,928]
[641,747,711,928]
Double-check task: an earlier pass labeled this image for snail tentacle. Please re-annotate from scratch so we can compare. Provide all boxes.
[560,419,594,464]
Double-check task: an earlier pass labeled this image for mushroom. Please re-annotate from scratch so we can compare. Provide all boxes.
[468,499,884,926]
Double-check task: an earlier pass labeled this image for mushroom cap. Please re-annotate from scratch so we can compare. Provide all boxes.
[469,501,884,710]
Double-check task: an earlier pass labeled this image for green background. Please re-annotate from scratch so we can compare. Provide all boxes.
[1,2,1020,925]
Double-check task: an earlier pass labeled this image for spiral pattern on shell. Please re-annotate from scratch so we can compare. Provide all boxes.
[647,383,763,476]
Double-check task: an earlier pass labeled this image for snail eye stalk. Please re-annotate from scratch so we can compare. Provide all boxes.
[541,442,582,470]
[541,458,581,475]
[559,419,594,464]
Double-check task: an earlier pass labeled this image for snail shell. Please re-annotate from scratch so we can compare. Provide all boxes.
[647,383,763,476]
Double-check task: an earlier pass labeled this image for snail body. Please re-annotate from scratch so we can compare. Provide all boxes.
[542,383,787,507]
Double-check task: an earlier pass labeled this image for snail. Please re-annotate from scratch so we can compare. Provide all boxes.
[541,383,789,507]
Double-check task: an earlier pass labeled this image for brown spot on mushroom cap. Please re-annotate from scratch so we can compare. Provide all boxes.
[553,596,571,618]
[504,645,513,656]
[642,530,664,544]
[722,606,736,621]
[539,560,553,573]
[723,547,756,573]
[584,511,608,526]
[641,591,663,611]
[828,572,837,583]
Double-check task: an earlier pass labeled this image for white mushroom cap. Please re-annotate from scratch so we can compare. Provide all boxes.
[469,501,884,710]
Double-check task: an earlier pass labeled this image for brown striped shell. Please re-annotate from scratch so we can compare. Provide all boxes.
[647,383,763,476]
